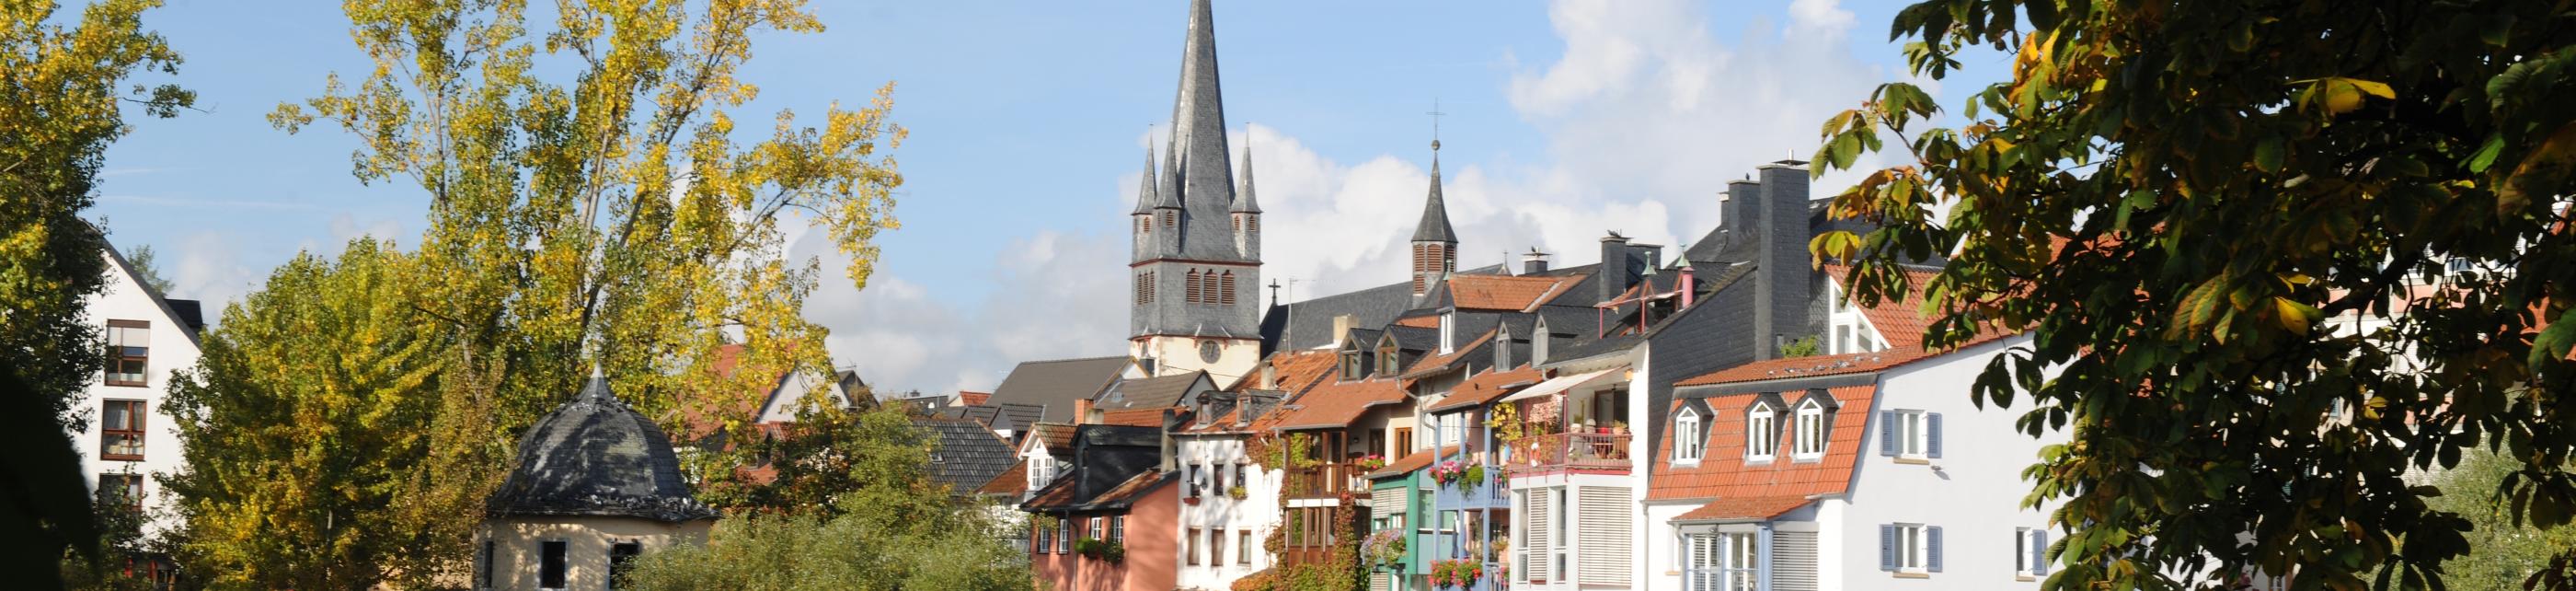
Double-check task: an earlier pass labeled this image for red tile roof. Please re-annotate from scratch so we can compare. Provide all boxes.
[1098,408,1168,427]
[1673,349,1926,388]
[1673,495,1814,522]
[1448,274,1582,311]
[978,459,1029,496]
[1393,316,1442,329]
[1425,365,1544,412]
[1271,377,1409,431]
[1647,385,1878,502]
[1364,446,1459,480]
[1825,264,1942,350]
[959,390,992,406]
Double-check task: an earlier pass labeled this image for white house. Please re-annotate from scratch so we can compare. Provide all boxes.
[73,244,206,539]
[1172,393,1285,591]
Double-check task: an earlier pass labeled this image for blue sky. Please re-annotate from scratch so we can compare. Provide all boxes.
[91,0,2003,393]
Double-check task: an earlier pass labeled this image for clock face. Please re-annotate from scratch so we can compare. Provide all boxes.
[1199,341,1223,363]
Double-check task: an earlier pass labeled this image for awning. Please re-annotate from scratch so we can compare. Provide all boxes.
[1497,368,1621,403]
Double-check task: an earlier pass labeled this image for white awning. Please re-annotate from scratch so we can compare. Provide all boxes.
[1497,368,1621,403]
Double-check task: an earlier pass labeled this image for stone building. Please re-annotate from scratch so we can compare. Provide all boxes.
[475,375,719,590]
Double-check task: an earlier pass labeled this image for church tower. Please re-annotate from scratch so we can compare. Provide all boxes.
[1410,140,1457,296]
[1130,0,1261,384]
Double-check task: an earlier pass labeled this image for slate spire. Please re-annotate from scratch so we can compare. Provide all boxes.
[1232,138,1261,214]
[1412,141,1458,244]
[1166,0,1235,215]
[1134,144,1162,214]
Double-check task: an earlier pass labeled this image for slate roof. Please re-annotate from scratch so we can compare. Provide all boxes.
[1647,385,1876,503]
[1673,350,1924,388]
[916,417,1018,499]
[1021,425,1167,513]
[1154,0,1252,264]
[1266,264,1507,352]
[1098,371,1204,410]
[1413,153,1457,243]
[990,355,1133,423]
[1425,365,1545,413]
[488,376,719,522]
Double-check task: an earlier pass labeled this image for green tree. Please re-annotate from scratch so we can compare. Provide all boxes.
[1811,1,2576,588]
[622,403,1031,591]
[2426,447,2576,591]
[121,244,176,294]
[700,400,937,518]
[61,481,163,591]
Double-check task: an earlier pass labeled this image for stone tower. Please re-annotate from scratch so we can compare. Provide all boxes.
[1410,141,1457,296]
[1130,0,1260,384]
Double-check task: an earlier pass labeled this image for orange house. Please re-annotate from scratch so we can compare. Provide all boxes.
[1023,424,1179,591]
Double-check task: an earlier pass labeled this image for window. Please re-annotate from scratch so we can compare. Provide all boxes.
[2016,527,2050,576]
[1835,325,1851,353]
[1723,532,1758,591]
[1238,530,1253,564]
[1686,533,1719,589]
[1673,409,1703,462]
[609,541,642,589]
[105,320,148,386]
[1440,312,1455,353]
[1880,523,1941,574]
[1112,516,1125,541]
[1880,410,1942,458]
[1163,211,1176,227]
[1794,400,1827,458]
[1058,516,1074,553]
[1233,464,1247,491]
[1035,518,1053,553]
[476,539,494,589]
[1136,272,1153,305]
[1089,516,1105,541]
[1394,428,1413,456]
[537,539,569,589]
[1213,461,1227,491]
[1188,527,1202,565]
[1029,456,1056,489]
[1187,270,1202,303]
[98,473,144,510]
[1341,350,1363,380]
[1746,403,1778,461]
[1209,528,1226,568]
[101,400,145,461]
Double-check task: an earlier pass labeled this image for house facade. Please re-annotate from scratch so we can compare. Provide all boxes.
[74,244,207,541]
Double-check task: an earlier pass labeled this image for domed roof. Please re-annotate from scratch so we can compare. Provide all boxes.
[486,375,719,522]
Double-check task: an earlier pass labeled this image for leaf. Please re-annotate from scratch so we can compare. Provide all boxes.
[2500,122,2576,212]
[2272,297,2321,335]
[2534,307,2576,368]
[2467,135,2504,173]
[2254,136,2285,173]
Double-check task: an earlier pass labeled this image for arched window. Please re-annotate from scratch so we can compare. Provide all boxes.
[1795,399,1828,458]
[1163,211,1176,227]
[1220,272,1236,305]
[1674,408,1704,462]
[1185,270,1202,303]
[1747,403,1778,461]
[1202,272,1221,305]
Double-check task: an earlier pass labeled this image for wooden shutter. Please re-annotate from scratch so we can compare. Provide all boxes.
[1878,525,1895,571]
[2033,529,2050,575]
[1880,411,1898,456]
[1772,530,1818,591]
[1926,412,1944,458]
[1576,486,1632,585]
[1524,489,1550,582]
[1926,526,1944,572]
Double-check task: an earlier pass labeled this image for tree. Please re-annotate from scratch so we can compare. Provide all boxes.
[167,0,905,584]
[1811,1,2575,588]
[621,403,1032,591]
[2426,447,2576,591]
[61,481,167,591]
[122,244,176,295]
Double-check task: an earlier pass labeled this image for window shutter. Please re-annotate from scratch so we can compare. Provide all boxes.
[1879,525,1895,571]
[2034,529,2049,574]
[1926,412,1943,458]
[1926,526,1943,572]
[1879,411,1897,457]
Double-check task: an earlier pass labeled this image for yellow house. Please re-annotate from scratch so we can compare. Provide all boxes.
[474,375,719,590]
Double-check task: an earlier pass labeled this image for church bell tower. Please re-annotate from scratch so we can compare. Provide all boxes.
[1129,0,1261,384]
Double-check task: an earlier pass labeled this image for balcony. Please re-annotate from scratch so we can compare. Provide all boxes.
[1282,463,1364,501]
[1505,432,1630,472]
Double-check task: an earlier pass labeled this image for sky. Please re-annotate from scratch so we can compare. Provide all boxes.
[90,0,2005,395]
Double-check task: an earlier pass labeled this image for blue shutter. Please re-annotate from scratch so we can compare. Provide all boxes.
[1879,525,1895,571]
[2034,529,2049,574]
[1879,411,1897,457]
[1926,412,1944,458]
[1927,526,1943,572]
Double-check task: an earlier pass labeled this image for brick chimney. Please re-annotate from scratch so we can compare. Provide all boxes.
[1074,398,1096,425]
[1753,160,1813,360]
[1597,233,1633,305]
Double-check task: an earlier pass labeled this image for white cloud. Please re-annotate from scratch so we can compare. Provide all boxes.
[808,0,1917,394]
[168,231,263,315]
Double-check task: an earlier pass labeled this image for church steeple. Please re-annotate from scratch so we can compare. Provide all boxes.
[1130,0,1260,385]
[1410,139,1457,296]
[1232,139,1261,214]
[1133,145,1161,215]
[1167,0,1234,222]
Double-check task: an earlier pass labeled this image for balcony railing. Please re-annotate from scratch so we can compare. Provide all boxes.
[1506,432,1630,470]
[1282,463,1363,501]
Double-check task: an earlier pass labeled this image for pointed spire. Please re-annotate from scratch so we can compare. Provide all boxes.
[1134,144,1162,214]
[1167,0,1235,213]
[1232,136,1262,214]
[1412,141,1457,244]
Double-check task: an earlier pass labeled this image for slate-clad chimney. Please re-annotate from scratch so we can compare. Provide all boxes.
[1523,248,1551,275]
[1753,160,1813,360]
[1597,233,1633,304]
[1725,177,1763,246]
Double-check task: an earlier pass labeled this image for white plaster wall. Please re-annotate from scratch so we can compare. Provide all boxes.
[73,249,202,538]
[477,516,712,591]
[1639,502,1692,590]
[1176,434,1279,591]
[1839,335,2062,590]
[1133,337,1260,386]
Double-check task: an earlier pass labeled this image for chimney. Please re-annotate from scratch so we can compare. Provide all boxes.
[1523,248,1552,275]
[1332,314,1355,347]
[1725,177,1763,246]
[1161,409,1181,471]
[1260,361,1278,389]
[1074,398,1096,425]
[1597,233,1634,305]
[1753,160,1813,360]
[1679,256,1696,310]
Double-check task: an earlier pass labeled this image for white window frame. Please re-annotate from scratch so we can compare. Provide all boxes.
[1723,531,1758,591]
[1894,411,1929,458]
[1746,404,1777,461]
[1673,408,1704,464]
[1441,312,1456,353]
[2016,527,2049,577]
[1794,400,1827,458]
[1894,523,1928,574]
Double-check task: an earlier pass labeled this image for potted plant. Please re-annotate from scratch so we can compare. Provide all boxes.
[1075,538,1126,563]
[1354,453,1388,471]
[1430,559,1485,589]
[1227,485,1248,500]
[1363,529,1407,571]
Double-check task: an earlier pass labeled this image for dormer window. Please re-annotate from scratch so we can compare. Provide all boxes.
[1794,399,1828,458]
[1746,402,1778,462]
[1439,312,1455,353]
[1673,408,1703,463]
[1341,350,1364,380]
